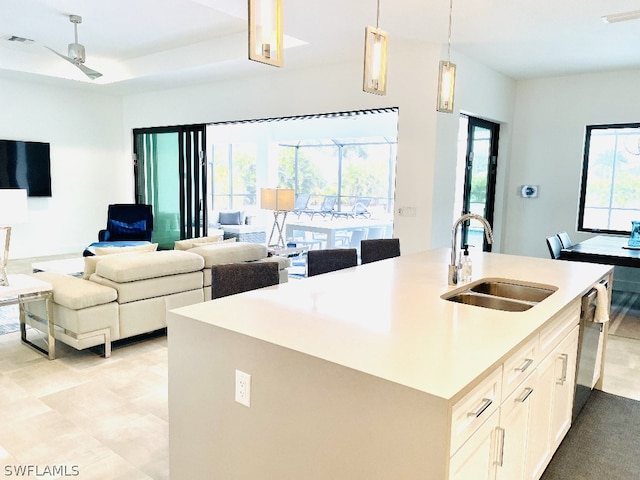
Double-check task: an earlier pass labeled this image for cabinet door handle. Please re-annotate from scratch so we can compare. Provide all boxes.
[467,398,493,418]
[495,427,505,467]
[557,353,569,385]
[515,358,534,373]
[516,387,534,403]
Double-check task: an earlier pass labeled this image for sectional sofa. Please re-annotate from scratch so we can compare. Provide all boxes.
[27,241,289,357]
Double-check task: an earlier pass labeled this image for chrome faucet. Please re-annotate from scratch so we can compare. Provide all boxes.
[448,213,494,285]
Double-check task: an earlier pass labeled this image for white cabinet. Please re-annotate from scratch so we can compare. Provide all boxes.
[550,326,579,451]
[449,301,580,480]
[526,325,579,480]
[450,409,500,480]
[495,372,537,480]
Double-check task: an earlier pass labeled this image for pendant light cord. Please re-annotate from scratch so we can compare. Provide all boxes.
[376,0,381,29]
[447,0,453,61]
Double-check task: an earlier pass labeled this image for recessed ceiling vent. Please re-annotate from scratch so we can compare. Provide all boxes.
[4,35,34,44]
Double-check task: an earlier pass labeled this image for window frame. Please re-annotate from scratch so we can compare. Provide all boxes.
[578,122,640,235]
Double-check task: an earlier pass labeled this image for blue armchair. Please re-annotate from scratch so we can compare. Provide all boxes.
[99,204,154,242]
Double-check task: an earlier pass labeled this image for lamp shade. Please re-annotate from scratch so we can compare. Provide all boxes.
[261,188,295,211]
[0,189,28,225]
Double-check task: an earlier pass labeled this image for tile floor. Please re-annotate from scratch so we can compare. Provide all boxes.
[2,255,640,478]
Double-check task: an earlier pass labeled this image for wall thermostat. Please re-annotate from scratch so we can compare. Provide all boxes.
[520,185,539,198]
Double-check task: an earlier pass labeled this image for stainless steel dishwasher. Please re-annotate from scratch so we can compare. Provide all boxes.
[572,280,608,420]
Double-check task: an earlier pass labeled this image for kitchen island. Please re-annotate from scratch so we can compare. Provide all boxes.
[167,249,613,479]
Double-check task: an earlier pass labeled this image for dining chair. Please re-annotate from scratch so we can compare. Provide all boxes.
[557,231,573,249]
[306,248,358,277]
[211,261,280,299]
[546,235,563,260]
[360,238,401,264]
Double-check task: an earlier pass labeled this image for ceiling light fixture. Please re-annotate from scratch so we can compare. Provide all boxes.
[602,9,640,24]
[363,0,388,95]
[436,0,456,113]
[248,0,283,67]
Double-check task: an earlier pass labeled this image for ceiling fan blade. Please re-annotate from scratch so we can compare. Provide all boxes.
[75,62,103,80]
[45,46,102,80]
[45,46,75,64]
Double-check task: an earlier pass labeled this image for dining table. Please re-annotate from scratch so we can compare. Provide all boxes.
[559,234,640,268]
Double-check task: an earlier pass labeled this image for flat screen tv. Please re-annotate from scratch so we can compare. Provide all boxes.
[0,139,52,197]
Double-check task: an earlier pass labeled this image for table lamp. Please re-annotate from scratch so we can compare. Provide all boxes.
[260,188,295,248]
[0,189,28,286]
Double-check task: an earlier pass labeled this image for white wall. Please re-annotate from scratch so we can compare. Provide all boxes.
[0,77,125,258]
[430,51,516,251]
[123,40,516,255]
[1,40,517,260]
[505,69,640,259]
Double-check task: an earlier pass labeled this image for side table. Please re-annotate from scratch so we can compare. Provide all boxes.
[0,274,55,360]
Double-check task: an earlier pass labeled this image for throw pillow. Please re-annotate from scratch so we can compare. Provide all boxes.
[174,235,223,251]
[108,219,147,239]
[191,237,236,247]
[218,211,244,225]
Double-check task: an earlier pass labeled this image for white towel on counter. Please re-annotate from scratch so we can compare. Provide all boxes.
[593,282,610,324]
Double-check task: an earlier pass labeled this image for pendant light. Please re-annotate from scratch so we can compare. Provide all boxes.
[248,0,283,67]
[363,0,388,95]
[437,0,456,113]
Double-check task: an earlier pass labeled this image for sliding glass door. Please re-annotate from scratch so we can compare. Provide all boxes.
[133,125,207,249]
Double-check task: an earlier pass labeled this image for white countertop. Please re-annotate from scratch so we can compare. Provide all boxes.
[170,249,612,401]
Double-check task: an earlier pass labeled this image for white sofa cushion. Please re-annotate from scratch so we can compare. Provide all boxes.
[95,250,204,283]
[32,272,117,310]
[189,242,267,267]
[91,271,204,304]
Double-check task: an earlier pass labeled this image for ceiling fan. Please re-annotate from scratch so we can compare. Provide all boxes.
[46,14,102,80]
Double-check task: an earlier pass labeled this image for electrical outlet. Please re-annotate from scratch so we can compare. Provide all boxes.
[235,370,251,407]
[397,206,417,217]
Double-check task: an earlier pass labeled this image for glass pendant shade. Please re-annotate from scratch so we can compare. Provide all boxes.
[363,26,388,95]
[437,60,456,113]
[248,0,283,67]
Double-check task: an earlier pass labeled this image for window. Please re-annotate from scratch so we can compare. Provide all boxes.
[579,123,640,234]
[210,143,256,210]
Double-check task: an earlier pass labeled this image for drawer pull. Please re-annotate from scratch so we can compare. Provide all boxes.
[557,353,569,385]
[468,398,493,418]
[516,387,534,403]
[495,427,505,467]
[515,358,534,373]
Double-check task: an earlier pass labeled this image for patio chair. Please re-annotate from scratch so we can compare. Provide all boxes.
[299,195,337,219]
[307,248,358,277]
[293,193,311,218]
[331,197,372,220]
[360,238,401,264]
[211,262,279,299]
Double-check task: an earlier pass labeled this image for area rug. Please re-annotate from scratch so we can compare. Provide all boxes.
[608,290,640,341]
[0,304,19,334]
[541,390,640,479]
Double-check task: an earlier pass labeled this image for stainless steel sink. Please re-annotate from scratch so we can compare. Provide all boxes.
[442,279,557,312]
[445,292,534,312]
[469,281,556,303]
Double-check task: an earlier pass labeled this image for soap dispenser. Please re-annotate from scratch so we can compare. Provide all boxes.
[461,244,472,283]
